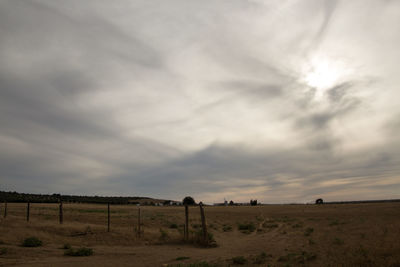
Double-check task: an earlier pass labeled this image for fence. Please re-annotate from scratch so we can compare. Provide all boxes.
[0,201,210,245]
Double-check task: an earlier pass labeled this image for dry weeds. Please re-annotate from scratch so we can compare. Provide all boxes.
[0,202,399,266]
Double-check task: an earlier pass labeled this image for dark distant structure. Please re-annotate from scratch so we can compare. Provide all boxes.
[250,199,258,206]
[315,198,324,204]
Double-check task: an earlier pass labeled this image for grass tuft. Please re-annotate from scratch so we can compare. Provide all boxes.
[168,261,220,267]
[22,237,42,247]
[304,227,314,236]
[169,223,178,229]
[0,247,8,255]
[222,225,232,232]
[333,237,344,245]
[62,243,71,249]
[176,256,190,261]
[263,222,279,229]
[238,222,256,233]
[253,252,268,264]
[231,256,247,265]
[64,247,93,256]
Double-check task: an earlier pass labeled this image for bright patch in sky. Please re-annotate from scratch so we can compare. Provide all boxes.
[304,55,352,99]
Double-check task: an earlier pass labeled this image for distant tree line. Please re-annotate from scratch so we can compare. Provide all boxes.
[0,191,157,205]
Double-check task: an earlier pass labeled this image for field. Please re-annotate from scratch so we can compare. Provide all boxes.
[0,202,400,266]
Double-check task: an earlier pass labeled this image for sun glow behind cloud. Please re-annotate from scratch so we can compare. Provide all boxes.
[303,55,353,100]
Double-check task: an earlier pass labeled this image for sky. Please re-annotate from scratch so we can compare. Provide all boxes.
[1,0,399,204]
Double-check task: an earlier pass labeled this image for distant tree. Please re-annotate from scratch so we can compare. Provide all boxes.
[250,199,258,206]
[315,198,323,204]
[182,196,196,206]
[229,200,234,206]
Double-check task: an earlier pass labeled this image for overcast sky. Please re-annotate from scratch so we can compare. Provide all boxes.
[1,0,399,203]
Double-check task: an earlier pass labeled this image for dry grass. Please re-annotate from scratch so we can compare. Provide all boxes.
[0,202,400,266]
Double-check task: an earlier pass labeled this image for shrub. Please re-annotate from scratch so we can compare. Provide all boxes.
[278,251,316,264]
[329,219,340,226]
[253,252,268,264]
[209,224,218,230]
[159,228,169,241]
[62,243,71,249]
[222,225,232,232]
[64,247,93,256]
[238,222,256,233]
[22,237,42,247]
[0,248,7,255]
[168,261,220,267]
[232,256,247,265]
[263,223,278,229]
[176,256,190,261]
[191,223,201,229]
[292,223,303,228]
[304,227,314,236]
[333,238,344,245]
[193,229,216,245]
[169,223,178,229]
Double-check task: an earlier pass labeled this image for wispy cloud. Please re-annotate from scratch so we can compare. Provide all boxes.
[0,0,399,203]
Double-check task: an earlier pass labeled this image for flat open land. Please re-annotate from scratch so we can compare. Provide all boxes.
[0,202,400,266]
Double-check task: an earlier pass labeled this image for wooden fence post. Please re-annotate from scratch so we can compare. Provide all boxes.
[59,201,63,224]
[107,203,110,232]
[26,202,30,222]
[199,203,208,245]
[184,205,189,241]
[137,207,141,237]
[4,201,7,218]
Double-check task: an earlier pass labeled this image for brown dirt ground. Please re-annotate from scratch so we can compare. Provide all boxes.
[0,202,400,266]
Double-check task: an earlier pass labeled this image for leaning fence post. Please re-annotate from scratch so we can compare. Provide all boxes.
[199,203,208,245]
[59,201,63,224]
[184,205,189,241]
[107,203,110,232]
[4,201,7,218]
[26,202,30,222]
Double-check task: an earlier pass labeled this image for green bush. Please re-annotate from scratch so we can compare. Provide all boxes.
[159,228,169,241]
[169,223,178,229]
[238,222,256,233]
[193,229,216,245]
[304,227,314,236]
[22,237,42,247]
[263,223,278,229]
[0,247,8,255]
[176,256,190,261]
[64,247,93,256]
[292,223,303,228]
[174,262,220,267]
[253,252,268,264]
[62,243,71,249]
[222,225,232,232]
[333,237,344,245]
[232,256,247,265]
[278,251,316,264]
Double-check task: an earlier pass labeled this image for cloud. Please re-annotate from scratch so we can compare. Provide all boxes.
[0,0,399,203]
